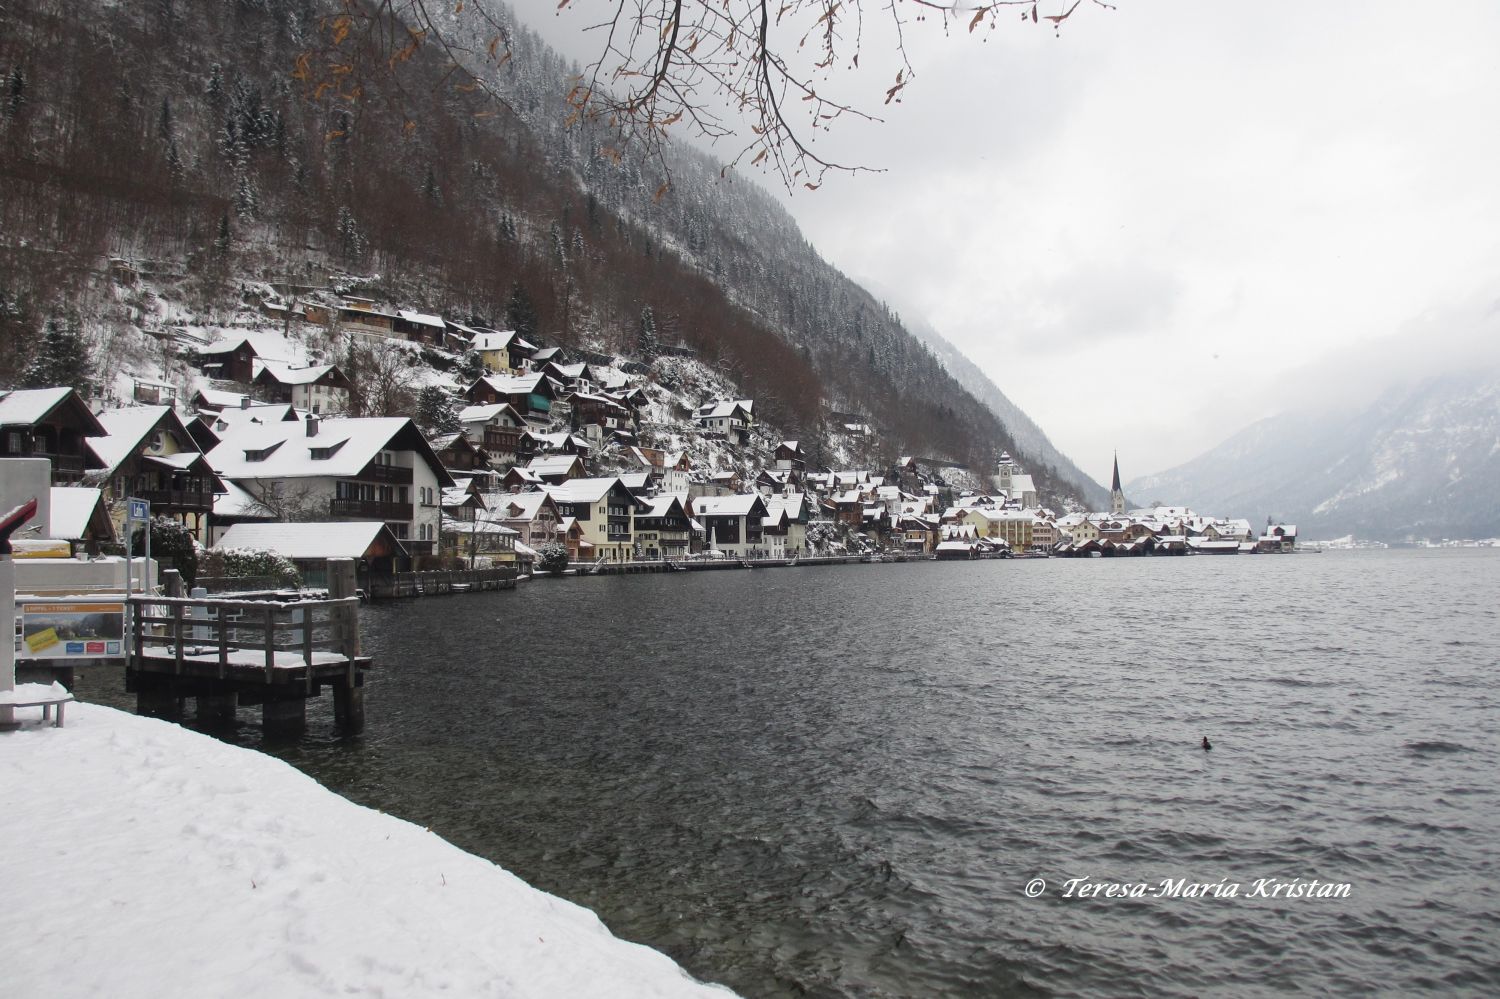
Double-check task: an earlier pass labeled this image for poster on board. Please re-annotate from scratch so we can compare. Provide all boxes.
[18,601,127,659]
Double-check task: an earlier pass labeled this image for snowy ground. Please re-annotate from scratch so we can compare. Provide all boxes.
[0,703,735,999]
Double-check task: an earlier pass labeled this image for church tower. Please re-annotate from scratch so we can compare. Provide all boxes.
[1110,452,1126,517]
[996,451,1015,496]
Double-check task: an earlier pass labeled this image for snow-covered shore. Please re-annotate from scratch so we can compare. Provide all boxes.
[0,703,734,998]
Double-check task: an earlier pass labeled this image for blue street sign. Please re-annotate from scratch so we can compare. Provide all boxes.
[127,497,150,523]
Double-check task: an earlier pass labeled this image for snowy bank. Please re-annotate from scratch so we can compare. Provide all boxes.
[0,703,734,998]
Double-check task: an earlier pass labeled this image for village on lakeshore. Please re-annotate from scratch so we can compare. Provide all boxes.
[1,291,1305,595]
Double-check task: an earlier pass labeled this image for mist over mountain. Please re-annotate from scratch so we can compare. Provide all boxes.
[1128,364,1500,541]
[903,316,1110,510]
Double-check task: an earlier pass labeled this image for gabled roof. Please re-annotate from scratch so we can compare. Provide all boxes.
[472,373,553,397]
[398,310,445,329]
[493,490,558,521]
[545,476,634,506]
[691,494,768,519]
[0,387,105,436]
[215,521,408,560]
[206,416,454,487]
[765,492,807,521]
[48,486,113,542]
[191,387,247,412]
[639,495,689,519]
[88,406,203,474]
[457,402,525,427]
[199,329,295,362]
[470,329,519,352]
[254,361,349,388]
[526,454,584,477]
[696,400,749,420]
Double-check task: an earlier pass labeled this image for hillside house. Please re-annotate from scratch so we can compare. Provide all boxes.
[695,400,753,445]
[691,493,770,557]
[252,361,353,415]
[87,406,224,538]
[466,373,557,418]
[468,328,536,375]
[205,414,454,559]
[633,495,693,560]
[544,477,644,563]
[0,387,105,484]
[457,402,526,465]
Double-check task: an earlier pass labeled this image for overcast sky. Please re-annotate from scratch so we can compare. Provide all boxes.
[529,1,1500,485]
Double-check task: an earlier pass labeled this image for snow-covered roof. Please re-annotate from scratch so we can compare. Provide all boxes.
[545,477,630,505]
[493,491,554,521]
[200,329,295,362]
[255,361,341,386]
[470,329,518,352]
[192,387,247,411]
[475,373,549,395]
[215,521,406,560]
[526,454,583,477]
[48,486,109,541]
[696,401,747,420]
[88,406,205,475]
[212,480,273,519]
[457,402,524,427]
[0,387,95,429]
[692,494,766,518]
[398,310,445,329]
[764,493,807,521]
[639,495,688,519]
[206,416,452,486]
[205,403,302,439]
[441,514,517,536]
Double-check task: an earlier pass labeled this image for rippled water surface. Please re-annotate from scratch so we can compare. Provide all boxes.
[162,552,1500,994]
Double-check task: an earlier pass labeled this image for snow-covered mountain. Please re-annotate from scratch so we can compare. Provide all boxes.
[1126,367,1500,541]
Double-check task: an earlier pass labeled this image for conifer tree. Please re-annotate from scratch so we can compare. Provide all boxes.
[504,282,539,340]
[21,317,92,392]
[416,385,460,435]
[637,306,660,361]
[4,68,25,120]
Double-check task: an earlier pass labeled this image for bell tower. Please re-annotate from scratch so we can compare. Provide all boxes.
[1110,452,1126,517]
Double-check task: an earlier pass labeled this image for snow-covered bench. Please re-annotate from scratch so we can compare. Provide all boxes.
[0,682,76,728]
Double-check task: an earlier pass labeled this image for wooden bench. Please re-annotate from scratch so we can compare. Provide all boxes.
[0,683,76,728]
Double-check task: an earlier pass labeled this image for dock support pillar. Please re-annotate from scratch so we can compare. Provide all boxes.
[328,558,364,736]
[137,686,182,720]
[333,683,365,735]
[196,692,239,728]
[262,697,306,736]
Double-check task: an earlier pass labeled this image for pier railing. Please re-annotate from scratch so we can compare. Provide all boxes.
[126,592,361,692]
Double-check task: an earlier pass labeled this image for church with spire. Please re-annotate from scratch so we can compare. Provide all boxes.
[1110,452,1127,517]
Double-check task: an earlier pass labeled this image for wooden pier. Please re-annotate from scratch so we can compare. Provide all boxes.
[126,560,369,736]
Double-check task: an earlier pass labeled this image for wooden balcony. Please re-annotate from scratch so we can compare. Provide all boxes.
[139,488,216,511]
[357,463,414,485]
[329,498,411,520]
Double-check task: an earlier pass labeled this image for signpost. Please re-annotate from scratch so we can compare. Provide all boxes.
[125,496,150,596]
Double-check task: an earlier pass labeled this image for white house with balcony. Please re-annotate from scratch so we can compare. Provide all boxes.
[204,414,453,559]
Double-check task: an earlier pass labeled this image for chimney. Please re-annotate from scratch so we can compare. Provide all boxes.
[240,396,251,409]
[306,415,320,437]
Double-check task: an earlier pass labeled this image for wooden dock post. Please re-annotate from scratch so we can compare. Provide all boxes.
[262,695,306,736]
[195,692,239,728]
[328,558,365,735]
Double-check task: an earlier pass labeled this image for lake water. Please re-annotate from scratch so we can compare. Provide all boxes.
[93,550,1500,995]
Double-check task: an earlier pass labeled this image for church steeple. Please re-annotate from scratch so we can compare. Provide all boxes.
[1110,452,1126,516]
